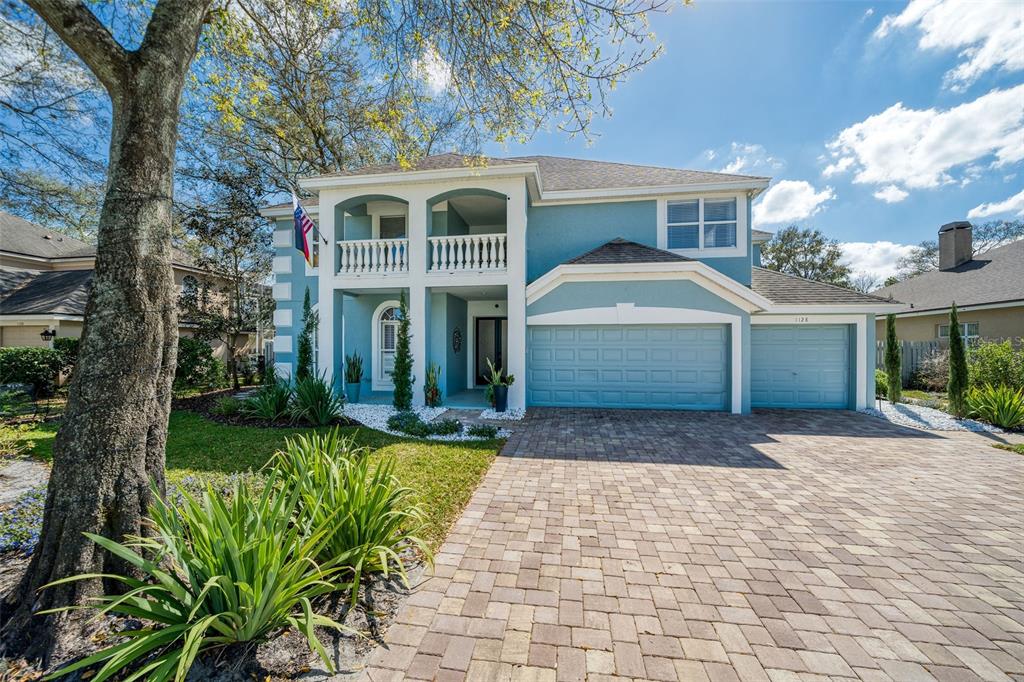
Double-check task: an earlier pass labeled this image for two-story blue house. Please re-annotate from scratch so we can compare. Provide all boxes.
[261,153,898,413]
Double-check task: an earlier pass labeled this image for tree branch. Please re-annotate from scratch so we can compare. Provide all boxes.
[20,0,129,94]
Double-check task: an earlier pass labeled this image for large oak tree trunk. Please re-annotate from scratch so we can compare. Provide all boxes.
[1,0,210,666]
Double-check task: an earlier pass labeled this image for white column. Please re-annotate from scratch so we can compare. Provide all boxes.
[505,183,528,411]
[317,193,336,388]
[407,192,428,405]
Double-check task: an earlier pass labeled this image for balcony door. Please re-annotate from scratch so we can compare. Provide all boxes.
[476,317,508,385]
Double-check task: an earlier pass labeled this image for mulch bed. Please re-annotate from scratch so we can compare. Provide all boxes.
[171,389,358,429]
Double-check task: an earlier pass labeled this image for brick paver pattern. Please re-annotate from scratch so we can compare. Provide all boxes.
[363,409,1024,681]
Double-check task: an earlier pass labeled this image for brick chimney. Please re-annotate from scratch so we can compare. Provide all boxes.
[938,221,972,271]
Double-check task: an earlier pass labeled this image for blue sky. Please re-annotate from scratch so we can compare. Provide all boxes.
[482,0,1024,281]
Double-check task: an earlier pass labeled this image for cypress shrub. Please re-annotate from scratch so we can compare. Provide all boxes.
[884,314,902,403]
[296,286,317,381]
[947,303,969,417]
[391,291,414,410]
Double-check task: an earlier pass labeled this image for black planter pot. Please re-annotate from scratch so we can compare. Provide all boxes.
[493,385,508,412]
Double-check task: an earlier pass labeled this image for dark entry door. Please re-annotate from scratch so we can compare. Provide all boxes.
[476,317,508,385]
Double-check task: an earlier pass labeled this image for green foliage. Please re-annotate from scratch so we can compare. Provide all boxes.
[296,287,318,382]
[291,374,344,426]
[241,382,293,421]
[424,363,442,407]
[760,226,852,286]
[884,314,902,403]
[391,292,413,410]
[968,340,1024,391]
[947,304,969,417]
[174,337,222,388]
[386,411,462,438]
[0,347,64,396]
[52,336,79,374]
[467,424,499,439]
[272,430,430,604]
[966,384,1024,429]
[874,369,888,399]
[0,423,32,458]
[344,352,364,384]
[41,477,349,681]
[210,396,241,417]
[484,358,515,386]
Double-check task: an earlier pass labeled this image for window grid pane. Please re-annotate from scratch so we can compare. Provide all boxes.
[667,200,699,224]
[704,199,737,222]
[668,225,699,249]
[704,222,737,248]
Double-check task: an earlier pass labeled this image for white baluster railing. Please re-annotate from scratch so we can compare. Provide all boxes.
[428,233,508,272]
[336,238,409,275]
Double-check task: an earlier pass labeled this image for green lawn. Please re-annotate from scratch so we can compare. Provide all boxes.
[24,411,500,548]
[994,443,1024,455]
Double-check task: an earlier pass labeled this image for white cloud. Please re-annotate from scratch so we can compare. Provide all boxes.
[840,241,918,281]
[823,85,1024,195]
[863,7,874,18]
[967,188,1024,219]
[412,45,452,94]
[753,180,835,225]
[874,0,1024,91]
[702,142,783,175]
[873,185,909,203]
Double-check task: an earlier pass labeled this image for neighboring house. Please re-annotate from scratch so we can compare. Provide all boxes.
[0,211,266,361]
[874,222,1024,343]
[261,153,899,413]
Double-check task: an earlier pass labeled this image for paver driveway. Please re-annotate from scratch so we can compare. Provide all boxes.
[364,409,1024,681]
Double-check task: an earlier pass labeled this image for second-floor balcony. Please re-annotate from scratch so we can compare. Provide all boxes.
[335,233,508,276]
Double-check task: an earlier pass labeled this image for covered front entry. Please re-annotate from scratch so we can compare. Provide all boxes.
[751,324,851,408]
[527,324,729,410]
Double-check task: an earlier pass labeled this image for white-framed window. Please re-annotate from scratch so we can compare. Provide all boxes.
[938,322,979,340]
[372,302,402,389]
[379,215,407,239]
[661,195,743,254]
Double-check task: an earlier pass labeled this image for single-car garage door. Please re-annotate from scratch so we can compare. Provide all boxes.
[527,325,728,409]
[751,324,850,409]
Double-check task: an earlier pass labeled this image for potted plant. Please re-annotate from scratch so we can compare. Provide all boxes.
[484,358,515,412]
[344,352,363,403]
[424,362,442,407]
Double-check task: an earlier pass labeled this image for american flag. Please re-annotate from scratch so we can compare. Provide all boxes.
[292,192,315,265]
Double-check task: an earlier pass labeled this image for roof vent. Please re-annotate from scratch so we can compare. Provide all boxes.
[938,221,972,271]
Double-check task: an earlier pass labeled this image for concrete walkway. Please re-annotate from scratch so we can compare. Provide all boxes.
[363,409,1024,681]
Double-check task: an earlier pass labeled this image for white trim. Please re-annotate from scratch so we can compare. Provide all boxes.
[764,304,903,314]
[371,299,401,391]
[892,299,1024,318]
[526,261,774,312]
[526,304,743,414]
[300,163,540,191]
[751,314,870,410]
[0,314,82,324]
[656,194,748,259]
[272,282,291,300]
[273,309,293,328]
[261,204,319,218]
[274,335,293,353]
[272,256,292,274]
[533,179,769,205]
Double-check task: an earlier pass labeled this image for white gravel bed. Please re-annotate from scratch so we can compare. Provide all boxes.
[343,403,508,441]
[479,407,526,421]
[860,400,1004,433]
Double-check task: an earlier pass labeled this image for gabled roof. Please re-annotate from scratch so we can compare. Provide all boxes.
[751,267,897,306]
[0,269,92,316]
[508,155,768,192]
[751,229,773,243]
[0,210,197,268]
[873,239,1024,313]
[564,238,692,265]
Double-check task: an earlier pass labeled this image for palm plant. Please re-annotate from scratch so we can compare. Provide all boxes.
[272,429,430,605]
[42,477,350,681]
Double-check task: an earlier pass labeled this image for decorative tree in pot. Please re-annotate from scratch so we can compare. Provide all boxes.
[344,352,363,403]
[485,358,515,412]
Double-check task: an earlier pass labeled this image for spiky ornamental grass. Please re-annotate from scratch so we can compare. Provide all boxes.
[291,373,344,426]
[271,429,430,605]
[42,477,350,682]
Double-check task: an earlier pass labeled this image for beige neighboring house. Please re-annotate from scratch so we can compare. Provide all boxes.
[0,211,265,361]
[874,221,1024,343]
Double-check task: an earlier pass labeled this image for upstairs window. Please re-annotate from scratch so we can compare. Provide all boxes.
[379,215,407,239]
[666,197,738,250]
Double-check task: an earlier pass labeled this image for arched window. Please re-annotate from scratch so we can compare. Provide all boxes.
[372,302,401,389]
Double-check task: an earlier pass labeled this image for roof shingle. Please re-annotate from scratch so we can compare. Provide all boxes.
[564,238,692,265]
[751,267,896,305]
[0,269,92,316]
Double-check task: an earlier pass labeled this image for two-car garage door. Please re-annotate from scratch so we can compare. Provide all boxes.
[527,325,729,410]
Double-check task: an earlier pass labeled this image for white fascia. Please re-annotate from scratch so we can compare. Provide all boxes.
[0,314,82,324]
[298,163,540,191]
[762,304,905,314]
[892,299,1024,317]
[526,261,774,312]
[260,204,320,218]
[532,179,770,206]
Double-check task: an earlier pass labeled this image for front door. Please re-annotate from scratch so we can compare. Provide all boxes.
[476,317,508,385]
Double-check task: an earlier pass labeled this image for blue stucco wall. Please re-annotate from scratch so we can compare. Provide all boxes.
[527,280,751,412]
[341,293,395,394]
[427,293,468,397]
[273,218,318,377]
[752,244,763,267]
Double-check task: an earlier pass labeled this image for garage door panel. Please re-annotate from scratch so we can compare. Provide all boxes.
[528,324,728,410]
[751,324,850,409]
